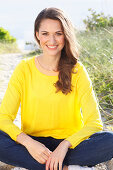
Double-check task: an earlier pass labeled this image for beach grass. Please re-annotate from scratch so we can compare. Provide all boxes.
[0,42,20,54]
[77,27,113,124]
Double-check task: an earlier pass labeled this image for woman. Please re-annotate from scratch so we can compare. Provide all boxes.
[0,7,113,170]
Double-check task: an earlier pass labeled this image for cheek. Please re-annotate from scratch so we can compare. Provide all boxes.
[59,37,65,45]
[39,36,48,44]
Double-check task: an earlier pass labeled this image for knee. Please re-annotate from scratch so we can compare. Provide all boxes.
[0,130,12,150]
[0,130,9,137]
[103,131,113,146]
[94,131,113,147]
[0,130,15,144]
[103,131,113,138]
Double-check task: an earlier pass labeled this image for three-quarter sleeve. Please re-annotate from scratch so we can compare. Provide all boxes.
[65,63,103,149]
[0,60,25,141]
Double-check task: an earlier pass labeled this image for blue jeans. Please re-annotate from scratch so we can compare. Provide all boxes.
[0,130,113,170]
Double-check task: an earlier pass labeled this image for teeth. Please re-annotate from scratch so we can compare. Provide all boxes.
[47,45,57,48]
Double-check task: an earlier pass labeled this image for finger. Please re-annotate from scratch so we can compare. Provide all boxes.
[50,159,54,170]
[47,149,52,153]
[46,156,51,170]
[59,161,62,170]
[44,149,52,157]
[48,150,52,154]
[54,160,59,170]
[47,149,52,154]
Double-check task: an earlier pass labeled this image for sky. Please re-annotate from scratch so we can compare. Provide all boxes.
[0,0,113,48]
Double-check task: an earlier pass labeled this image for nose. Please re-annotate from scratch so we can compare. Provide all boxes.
[49,35,56,44]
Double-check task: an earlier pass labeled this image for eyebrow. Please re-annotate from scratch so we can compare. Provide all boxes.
[41,31,63,33]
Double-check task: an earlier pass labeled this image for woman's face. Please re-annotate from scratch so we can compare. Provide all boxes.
[36,19,65,57]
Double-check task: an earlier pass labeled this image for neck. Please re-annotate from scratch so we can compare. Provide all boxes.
[38,54,61,71]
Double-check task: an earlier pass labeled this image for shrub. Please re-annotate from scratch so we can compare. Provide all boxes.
[83,9,113,30]
[0,27,16,43]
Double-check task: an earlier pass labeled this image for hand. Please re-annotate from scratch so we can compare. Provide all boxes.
[46,140,71,170]
[25,139,52,164]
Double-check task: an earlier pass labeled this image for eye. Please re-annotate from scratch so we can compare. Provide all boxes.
[56,32,63,36]
[42,33,48,35]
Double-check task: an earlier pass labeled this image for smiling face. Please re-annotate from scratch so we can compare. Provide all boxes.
[36,19,65,58]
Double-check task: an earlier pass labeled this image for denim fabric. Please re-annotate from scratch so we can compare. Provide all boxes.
[0,130,113,170]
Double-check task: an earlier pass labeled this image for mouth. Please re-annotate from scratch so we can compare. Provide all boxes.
[46,45,58,50]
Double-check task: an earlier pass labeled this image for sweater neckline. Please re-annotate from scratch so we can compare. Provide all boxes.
[33,56,59,78]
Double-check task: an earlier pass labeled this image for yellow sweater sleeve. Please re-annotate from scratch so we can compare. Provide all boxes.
[0,60,24,141]
[65,63,103,149]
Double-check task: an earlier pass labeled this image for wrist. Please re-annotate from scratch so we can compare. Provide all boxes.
[63,140,72,148]
[16,132,33,147]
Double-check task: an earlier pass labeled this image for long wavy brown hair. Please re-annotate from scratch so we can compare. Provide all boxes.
[34,7,80,95]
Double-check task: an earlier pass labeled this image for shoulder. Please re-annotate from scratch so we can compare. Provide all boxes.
[16,56,35,72]
[72,60,92,84]
[20,56,35,65]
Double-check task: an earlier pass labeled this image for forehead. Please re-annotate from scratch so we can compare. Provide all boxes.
[39,19,63,31]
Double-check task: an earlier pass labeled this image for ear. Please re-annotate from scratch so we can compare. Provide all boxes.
[36,31,40,40]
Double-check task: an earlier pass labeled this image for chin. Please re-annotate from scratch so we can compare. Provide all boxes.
[47,51,61,56]
[50,53,61,57]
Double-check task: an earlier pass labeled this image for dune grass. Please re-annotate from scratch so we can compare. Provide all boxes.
[0,42,20,54]
[77,27,113,124]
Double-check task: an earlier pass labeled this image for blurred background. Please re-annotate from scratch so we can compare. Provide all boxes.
[0,0,113,129]
[0,0,113,51]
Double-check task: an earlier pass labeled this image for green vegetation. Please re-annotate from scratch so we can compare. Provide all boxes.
[77,28,113,124]
[0,27,16,43]
[23,49,42,58]
[81,9,113,124]
[0,42,20,54]
[0,27,19,54]
[83,8,113,30]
